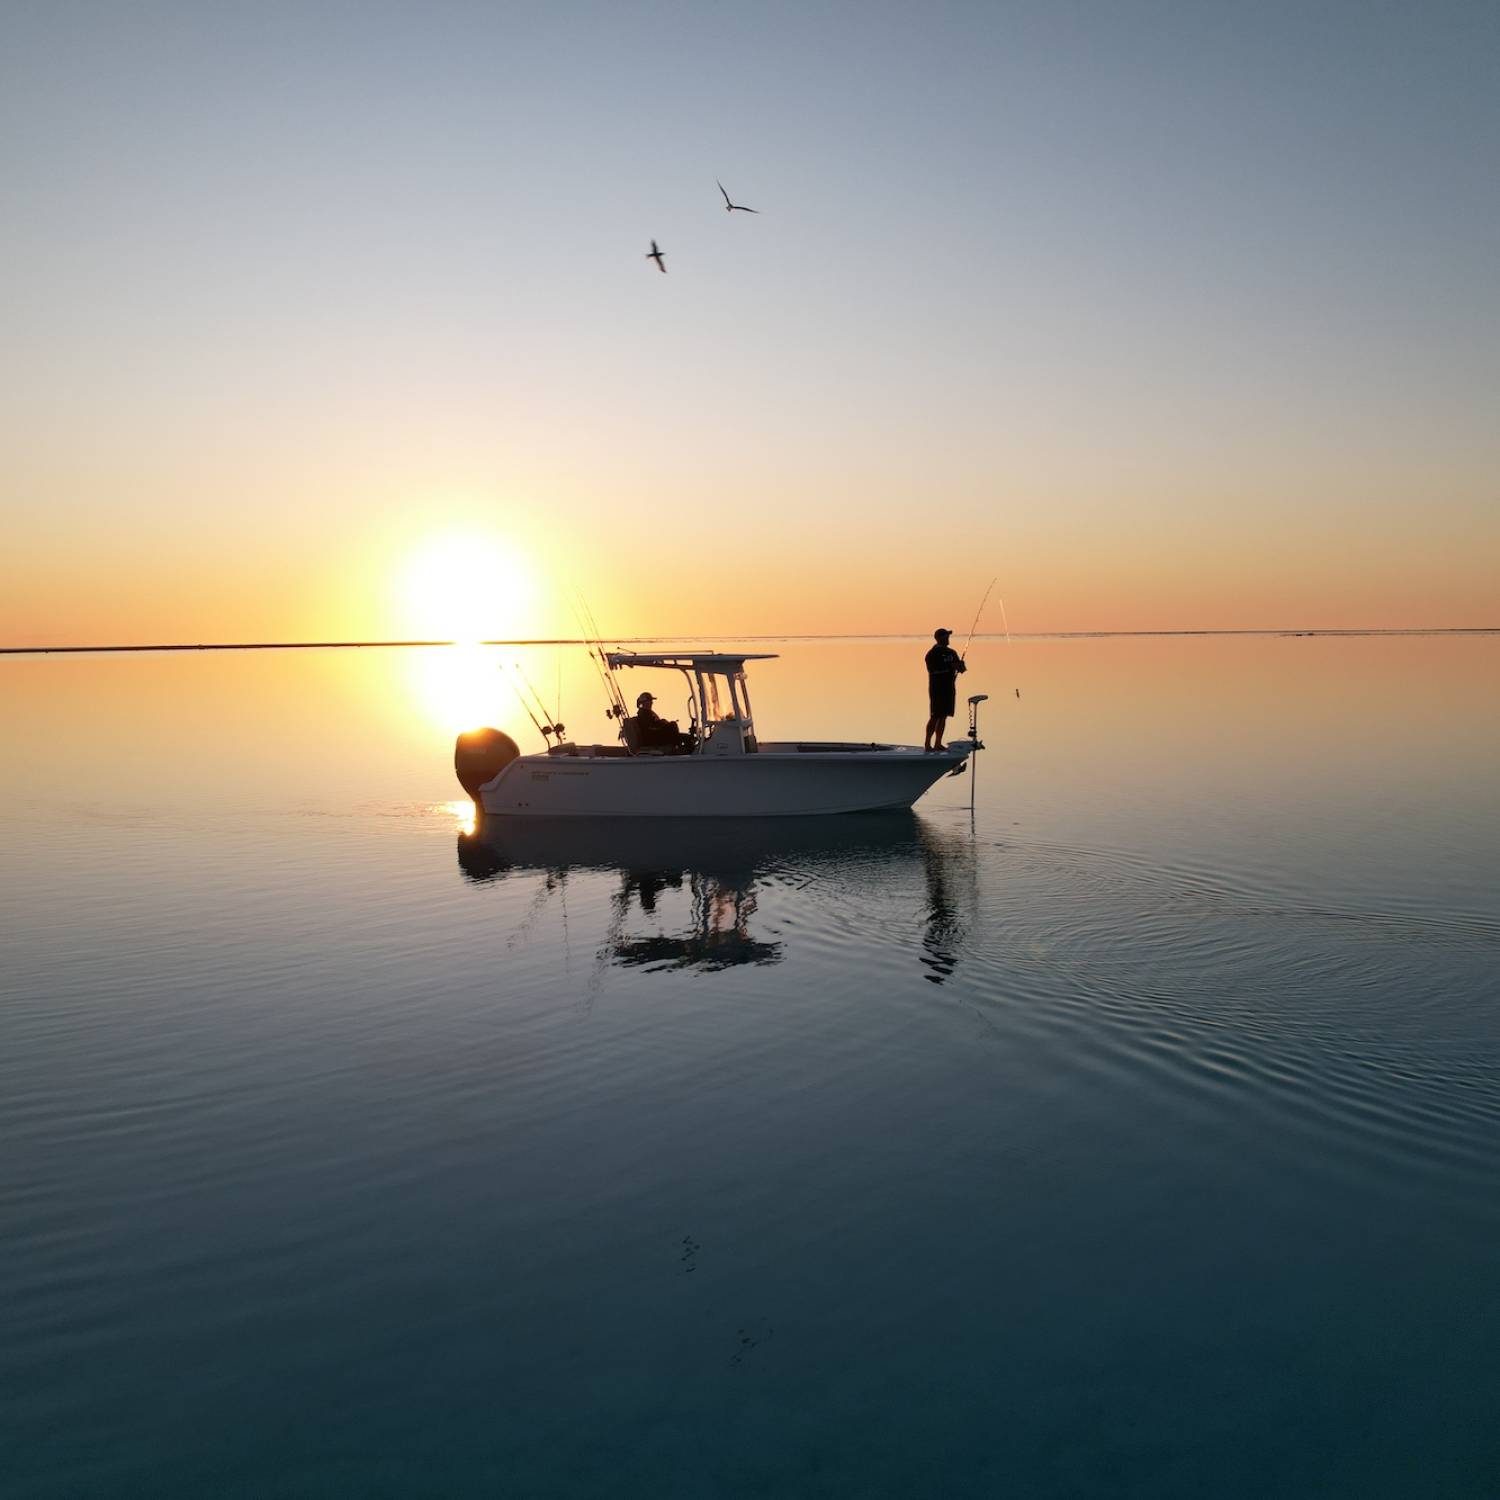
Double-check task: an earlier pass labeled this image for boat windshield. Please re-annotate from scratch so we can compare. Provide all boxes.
[700,670,752,724]
[697,669,757,754]
[729,671,754,725]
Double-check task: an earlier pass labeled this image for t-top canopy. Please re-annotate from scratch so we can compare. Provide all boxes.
[606,651,778,674]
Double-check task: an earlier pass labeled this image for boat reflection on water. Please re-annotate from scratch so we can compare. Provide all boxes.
[457,812,975,982]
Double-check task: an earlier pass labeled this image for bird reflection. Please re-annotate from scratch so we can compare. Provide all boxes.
[457,812,973,982]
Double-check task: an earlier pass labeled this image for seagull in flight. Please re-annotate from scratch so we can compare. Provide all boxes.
[646,239,666,273]
[717,179,759,214]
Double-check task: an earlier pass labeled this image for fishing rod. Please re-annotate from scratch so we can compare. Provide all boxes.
[571,594,629,723]
[961,576,1021,699]
[960,577,997,662]
[581,595,630,722]
[569,597,615,709]
[500,662,551,742]
[512,659,566,742]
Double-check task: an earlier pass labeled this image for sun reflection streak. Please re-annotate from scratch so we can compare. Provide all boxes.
[442,798,477,835]
[406,644,512,736]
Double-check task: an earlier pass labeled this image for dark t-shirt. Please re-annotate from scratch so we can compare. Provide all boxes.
[925,643,963,715]
[925,644,963,680]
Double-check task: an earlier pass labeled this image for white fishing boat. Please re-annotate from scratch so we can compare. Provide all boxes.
[455,651,987,819]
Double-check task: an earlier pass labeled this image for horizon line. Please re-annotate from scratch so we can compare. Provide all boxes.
[3,628,1498,656]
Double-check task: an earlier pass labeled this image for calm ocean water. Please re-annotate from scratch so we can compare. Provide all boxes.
[3,637,1498,1498]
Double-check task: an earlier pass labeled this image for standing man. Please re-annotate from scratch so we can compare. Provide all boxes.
[924,628,966,752]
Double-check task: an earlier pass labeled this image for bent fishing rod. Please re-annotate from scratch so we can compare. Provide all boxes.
[960,575,1020,698]
[960,577,997,662]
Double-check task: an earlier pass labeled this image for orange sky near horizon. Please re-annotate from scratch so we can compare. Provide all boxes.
[3,491,1495,649]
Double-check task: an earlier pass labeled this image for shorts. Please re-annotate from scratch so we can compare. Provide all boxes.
[928,679,956,717]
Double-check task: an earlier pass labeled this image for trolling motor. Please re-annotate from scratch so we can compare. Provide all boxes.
[968,693,989,748]
[944,693,989,779]
[963,694,989,809]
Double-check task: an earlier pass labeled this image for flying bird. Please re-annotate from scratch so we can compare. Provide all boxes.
[646,239,666,272]
[717,180,758,214]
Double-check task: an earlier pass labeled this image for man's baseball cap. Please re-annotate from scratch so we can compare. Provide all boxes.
[934,627,952,639]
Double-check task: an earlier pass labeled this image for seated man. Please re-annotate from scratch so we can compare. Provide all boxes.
[633,692,691,752]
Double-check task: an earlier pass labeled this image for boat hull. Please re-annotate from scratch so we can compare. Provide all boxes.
[477,746,971,818]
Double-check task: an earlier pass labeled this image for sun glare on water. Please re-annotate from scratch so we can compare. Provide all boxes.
[441,798,478,835]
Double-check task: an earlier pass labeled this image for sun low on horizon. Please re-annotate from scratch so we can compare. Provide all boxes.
[393,531,540,645]
[392,530,547,737]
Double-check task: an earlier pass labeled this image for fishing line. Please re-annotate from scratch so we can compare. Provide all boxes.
[997,595,1019,698]
[962,578,1021,700]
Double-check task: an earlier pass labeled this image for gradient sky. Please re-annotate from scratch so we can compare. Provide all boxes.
[3,0,1497,643]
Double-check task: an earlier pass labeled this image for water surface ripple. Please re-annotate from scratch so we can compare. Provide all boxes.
[3,638,1498,1498]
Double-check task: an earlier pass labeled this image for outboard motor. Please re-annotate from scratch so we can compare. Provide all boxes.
[454,727,520,799]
